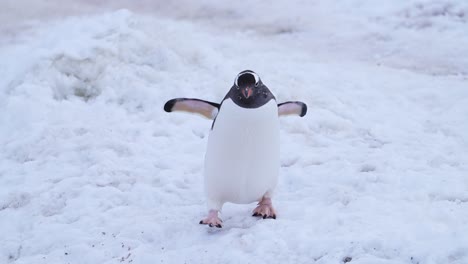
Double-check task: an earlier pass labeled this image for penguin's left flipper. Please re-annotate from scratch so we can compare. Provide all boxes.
[164,98,220,120]
[278,101,307,117]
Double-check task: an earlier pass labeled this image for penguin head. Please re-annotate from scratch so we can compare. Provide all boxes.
[226,70,275,109]
[234,70,261,99]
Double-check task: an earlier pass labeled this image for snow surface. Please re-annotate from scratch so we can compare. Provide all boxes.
[1,1,468,263]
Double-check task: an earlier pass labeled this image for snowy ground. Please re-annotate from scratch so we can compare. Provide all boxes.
[1,1,468,263]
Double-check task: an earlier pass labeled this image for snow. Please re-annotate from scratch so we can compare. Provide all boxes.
[1,1,468,263]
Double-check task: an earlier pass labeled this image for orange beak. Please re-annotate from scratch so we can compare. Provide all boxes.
[242,87,253,98]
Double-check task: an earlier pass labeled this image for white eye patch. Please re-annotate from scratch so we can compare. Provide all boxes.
[235,71,259,86]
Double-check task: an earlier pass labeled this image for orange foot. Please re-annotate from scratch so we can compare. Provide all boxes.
[252,197,276,219]
[199,210,223,228]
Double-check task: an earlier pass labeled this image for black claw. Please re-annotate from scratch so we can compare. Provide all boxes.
[209,223,213,227]
[263,215,267,219]
[272,215,276,219]
[252,213,259,217]
[215,224,222,228]
[199,220,204,224]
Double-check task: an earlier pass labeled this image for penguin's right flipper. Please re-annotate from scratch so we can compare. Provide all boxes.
[278,101,307,117]
[164,98,220,120]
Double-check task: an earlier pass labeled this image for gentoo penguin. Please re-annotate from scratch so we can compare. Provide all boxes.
[164,70,307,228]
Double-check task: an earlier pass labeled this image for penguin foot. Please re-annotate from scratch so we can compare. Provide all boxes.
[252,197,276,219]
[199,210,223,228]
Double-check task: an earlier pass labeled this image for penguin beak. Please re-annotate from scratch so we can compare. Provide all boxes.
[241,87,253,99]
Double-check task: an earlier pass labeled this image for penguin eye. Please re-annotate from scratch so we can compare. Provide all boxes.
[255,82,259,87]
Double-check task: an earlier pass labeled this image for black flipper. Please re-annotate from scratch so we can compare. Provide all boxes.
[277,101,307,117]
[164,98,220,120]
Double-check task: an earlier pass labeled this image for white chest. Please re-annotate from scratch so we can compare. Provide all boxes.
[204,99,280,204]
